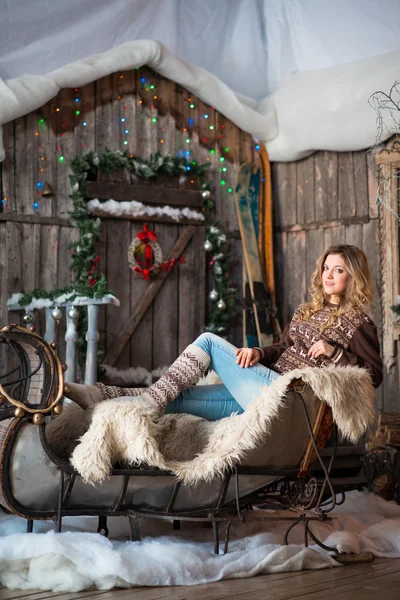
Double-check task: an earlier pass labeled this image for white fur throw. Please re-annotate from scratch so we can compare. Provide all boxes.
[66,366,374,486]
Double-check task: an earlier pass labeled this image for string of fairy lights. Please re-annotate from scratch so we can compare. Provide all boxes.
[2,67,261,216]
[1,66,263,215]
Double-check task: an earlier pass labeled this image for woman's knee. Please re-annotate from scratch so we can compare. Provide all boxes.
[193,332,219,350]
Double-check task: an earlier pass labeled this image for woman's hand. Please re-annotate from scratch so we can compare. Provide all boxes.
[308,339,335,359]
[235,347,261,368]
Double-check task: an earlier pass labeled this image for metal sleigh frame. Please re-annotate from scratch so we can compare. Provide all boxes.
[0,325,373,562]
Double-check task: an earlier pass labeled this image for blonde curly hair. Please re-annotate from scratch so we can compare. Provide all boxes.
[294,245,373,326]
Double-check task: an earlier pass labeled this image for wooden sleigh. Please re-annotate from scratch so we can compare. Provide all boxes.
[0,324,372,562]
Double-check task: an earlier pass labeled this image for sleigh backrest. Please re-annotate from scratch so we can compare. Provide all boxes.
[0,325,64,413]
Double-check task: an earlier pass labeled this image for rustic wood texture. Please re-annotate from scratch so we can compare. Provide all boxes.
[104,225,196,366]
[272,145,396,411]
[0,66,254,372]
[0,66,395,408]
[376,138,400,411]
[1,558,400,600]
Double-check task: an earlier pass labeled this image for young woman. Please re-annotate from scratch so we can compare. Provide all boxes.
[66,245,382,419]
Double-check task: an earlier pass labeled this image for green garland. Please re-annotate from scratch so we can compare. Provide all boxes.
[17,150,236,336]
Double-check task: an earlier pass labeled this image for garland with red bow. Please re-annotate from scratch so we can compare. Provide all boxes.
[127,224,185,280]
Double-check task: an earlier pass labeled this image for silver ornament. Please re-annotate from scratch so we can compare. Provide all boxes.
[209,289,219,302]
[23,312,33,324]
[51,307,63,321]
[68,306,79,321]
[202,190,211,199]
[217,299,226,311]
[204,240,213,252]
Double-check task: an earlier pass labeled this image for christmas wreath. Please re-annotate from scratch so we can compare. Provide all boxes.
[128,224,185,280]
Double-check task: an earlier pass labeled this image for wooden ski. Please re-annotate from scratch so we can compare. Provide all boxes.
[259,143,281,339]
[234,162,273,347]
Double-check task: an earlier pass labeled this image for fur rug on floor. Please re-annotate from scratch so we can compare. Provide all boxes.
[47,366,374,487]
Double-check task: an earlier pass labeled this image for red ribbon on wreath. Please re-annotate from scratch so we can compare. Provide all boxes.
[137,224,157,271]
[128,224,185,281]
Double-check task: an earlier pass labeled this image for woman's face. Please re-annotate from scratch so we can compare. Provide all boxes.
[321,253,350,303]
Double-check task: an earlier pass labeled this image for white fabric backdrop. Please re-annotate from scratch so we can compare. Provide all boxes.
[1,0,400,161]
[2,0,400,99]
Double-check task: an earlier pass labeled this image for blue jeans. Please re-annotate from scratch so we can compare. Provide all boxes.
[165,332,279,421]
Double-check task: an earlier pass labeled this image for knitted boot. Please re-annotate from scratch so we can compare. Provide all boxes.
[140,344,210,410]
[94,344,210,411]
[94,382,144,401]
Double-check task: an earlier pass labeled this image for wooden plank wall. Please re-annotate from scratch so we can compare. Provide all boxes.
[0,65,395,409]
[272,147,398,411]
[0,67,257,373]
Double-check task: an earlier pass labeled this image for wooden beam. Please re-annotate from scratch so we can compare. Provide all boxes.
[376,150,400,167]
[90,208,204,226]
[86,182,204,208]
[0,213,73,227]
[104,225,196,366]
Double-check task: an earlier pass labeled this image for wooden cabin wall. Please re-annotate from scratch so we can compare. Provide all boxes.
[271,149,398,412]
[0,67,257,373]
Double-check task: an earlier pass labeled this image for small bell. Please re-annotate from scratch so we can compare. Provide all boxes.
[23,312,33,324]
[42,181,54,197]
[204,240,213,252]
[202,190,211,199]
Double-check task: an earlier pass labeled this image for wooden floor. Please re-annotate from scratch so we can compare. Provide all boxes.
[1,558,400,600]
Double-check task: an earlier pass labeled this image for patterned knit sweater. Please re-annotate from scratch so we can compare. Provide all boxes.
[259,303,383,388]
